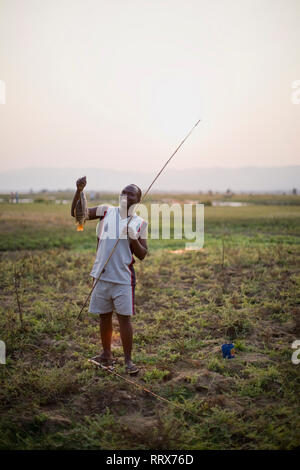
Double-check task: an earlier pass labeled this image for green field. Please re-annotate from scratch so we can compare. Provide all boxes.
[0,195,300,449]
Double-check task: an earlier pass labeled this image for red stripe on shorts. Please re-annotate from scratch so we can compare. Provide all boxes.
[131,284,135,315]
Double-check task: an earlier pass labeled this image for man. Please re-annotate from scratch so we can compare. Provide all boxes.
[71,176,148,375]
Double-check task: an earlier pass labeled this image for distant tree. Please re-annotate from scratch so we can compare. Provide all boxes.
[292,188,297,195]
[226,189,234,197]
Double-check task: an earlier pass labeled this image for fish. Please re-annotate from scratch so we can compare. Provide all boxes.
[75,191,88,231]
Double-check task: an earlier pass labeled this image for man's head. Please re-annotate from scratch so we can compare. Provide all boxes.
[119,184,142,213]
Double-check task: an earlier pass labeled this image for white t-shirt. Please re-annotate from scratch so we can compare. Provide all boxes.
[90,205,148,286]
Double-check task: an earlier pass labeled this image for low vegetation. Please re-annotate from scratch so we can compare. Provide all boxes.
[0,193,299,449]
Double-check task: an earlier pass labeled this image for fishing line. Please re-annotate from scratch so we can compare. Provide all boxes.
[77,119,201,320]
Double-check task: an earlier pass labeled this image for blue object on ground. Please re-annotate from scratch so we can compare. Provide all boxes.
[222,343,235,359]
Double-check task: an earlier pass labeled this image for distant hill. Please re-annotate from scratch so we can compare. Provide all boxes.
[0,166,299,193]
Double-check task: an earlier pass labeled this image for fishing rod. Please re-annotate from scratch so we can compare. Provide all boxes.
[77,119,201,320]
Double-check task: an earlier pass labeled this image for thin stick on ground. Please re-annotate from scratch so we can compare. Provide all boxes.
[221,236,225,270]
[13,265,24,329]
[89,359,200,420]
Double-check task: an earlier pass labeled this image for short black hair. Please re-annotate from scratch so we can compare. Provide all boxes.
[130,184,142,201]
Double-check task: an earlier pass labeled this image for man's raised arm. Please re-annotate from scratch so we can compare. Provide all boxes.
[71,176,99,220]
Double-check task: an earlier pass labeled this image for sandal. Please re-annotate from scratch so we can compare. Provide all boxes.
[125,363,139,375]
[90,355,115,370]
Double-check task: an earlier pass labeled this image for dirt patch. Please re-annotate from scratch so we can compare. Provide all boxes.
[119,413,159,437]
[42,414,72,433]
[235,353,271,364]
[195,369,236,395]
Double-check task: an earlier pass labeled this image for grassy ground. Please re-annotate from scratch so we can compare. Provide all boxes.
[0,196,300,449]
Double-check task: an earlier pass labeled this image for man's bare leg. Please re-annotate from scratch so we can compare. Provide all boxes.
[117,313,133,367]
[99,312,113,360]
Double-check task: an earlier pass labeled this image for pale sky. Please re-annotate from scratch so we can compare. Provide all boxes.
[0,0,300,173]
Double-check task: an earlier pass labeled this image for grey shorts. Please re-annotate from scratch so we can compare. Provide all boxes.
[88,279,135,316]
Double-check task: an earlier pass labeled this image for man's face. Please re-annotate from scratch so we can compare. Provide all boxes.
[119,185,140,213]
